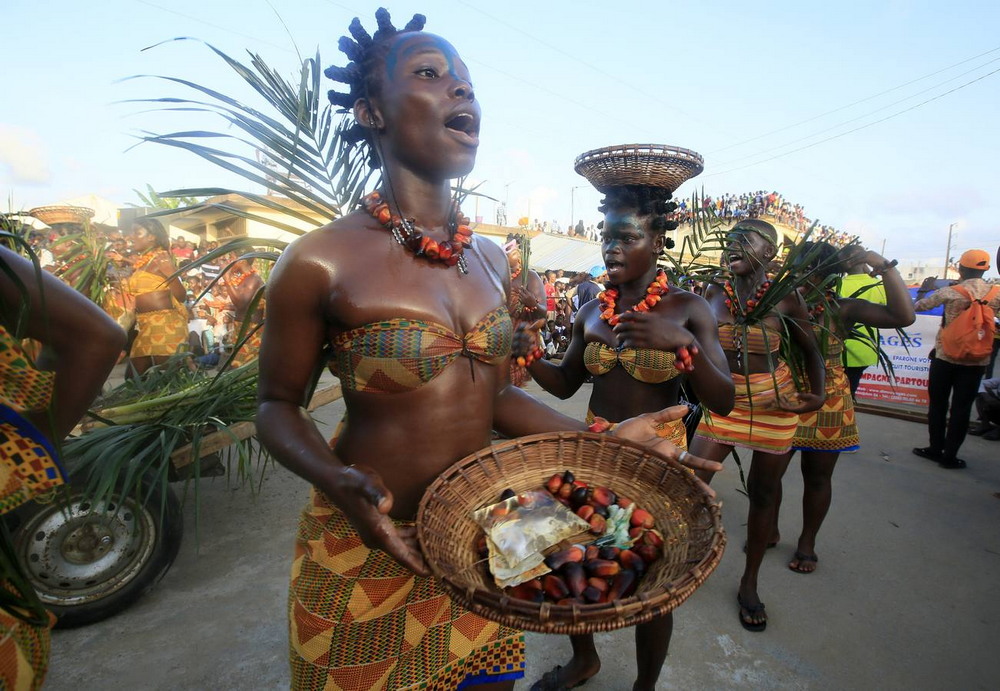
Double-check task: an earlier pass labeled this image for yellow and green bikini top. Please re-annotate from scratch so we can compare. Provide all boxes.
[330,305,512,394]
[583,342,679,384]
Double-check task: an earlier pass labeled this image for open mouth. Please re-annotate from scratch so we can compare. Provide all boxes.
[604,260,624,272]
[444,113,479,142]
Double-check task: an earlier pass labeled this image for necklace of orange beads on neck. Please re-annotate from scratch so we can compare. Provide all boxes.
[132,249,162,273]
[598,269,669,327]
[362,191,473,274]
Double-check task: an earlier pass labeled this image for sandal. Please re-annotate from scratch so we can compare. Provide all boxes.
[737,593,767,632]
[788,551,818,574]
[529,665,593,690]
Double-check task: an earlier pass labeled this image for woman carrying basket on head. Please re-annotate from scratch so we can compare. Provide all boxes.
[254,9,721,691]
[511,147,735,690]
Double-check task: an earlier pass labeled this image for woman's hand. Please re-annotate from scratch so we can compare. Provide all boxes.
[614,405,724,477]
[613,311,693,352]
[512,285,539,311]
[327,464,430,576]
[777,391,825,413]
[511,318,545,360]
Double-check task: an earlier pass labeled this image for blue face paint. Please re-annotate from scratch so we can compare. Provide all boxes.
[385,34,466,83]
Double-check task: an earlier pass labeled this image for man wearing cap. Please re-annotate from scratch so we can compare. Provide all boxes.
[574,266,605,308]
[913,249,1000,469]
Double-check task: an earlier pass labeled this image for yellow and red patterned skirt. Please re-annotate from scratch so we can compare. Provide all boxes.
[132,307,189,358]
[288,488,525,690]
[228,327,262,368]
[695,362,800,455]
[791,359,860,453]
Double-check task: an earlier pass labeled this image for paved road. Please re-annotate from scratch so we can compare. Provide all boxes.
[45,382,999,690]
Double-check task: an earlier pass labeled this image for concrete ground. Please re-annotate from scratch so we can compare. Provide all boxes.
[45,381,999,690]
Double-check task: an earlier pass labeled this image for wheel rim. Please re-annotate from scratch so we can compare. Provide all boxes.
[15,492,160,608]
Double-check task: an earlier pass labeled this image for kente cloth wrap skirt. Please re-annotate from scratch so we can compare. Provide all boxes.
[792,360,860,453]
[695,362,799,455]
[228,327,262,368]
[288,488,526,690]
[132,308,189,358]
[586,409,687,450]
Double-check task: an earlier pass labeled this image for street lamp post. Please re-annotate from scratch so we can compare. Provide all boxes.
[945,222,957,277]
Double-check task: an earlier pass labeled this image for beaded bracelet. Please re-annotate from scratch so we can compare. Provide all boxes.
[515,345,544,368]
[870,259,898,277]
[587,416,617,434]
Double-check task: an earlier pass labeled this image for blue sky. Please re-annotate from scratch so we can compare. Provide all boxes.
[3,0,998,272]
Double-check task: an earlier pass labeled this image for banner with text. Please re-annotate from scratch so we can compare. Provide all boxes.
[855,312,939,408]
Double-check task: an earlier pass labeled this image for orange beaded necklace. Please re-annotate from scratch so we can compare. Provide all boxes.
[597,269,669,327]
[362,191,473,274]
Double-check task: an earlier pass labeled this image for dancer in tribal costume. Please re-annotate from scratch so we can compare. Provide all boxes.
[222,256,265,368]
[689,220,826,632]
[255,10,718,690]
[776,242,913,575]
[125,218,189,375]
[0,247,124,690]
[504,240,545,389]
[513,178,733,690]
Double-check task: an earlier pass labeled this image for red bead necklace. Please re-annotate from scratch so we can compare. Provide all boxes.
[598,269,670,327]
[362,191,473,274]
[598,269,696,372]
[723,279,772,317]
[132,249,163,273]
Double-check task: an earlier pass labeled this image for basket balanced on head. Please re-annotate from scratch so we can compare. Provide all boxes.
[573,143,704,194]
[417,432,726,635]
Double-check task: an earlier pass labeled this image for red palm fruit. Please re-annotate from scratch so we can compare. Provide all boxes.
[562,470,575,484]
[576,505,595,521]
[546,474,563,494]
[608,569,637,601]
[588,514,607,535]
[629,526,645,540]
[592,503,609,518]
[619,549,646,575]
[499,488,515,501]
[584,559,621,577]
[563,563,587,598]
[617,495,634,509]
[509,583,537,601]
[571,481,588,491]
[635,545,661,564]
[585,545,600,562]
[587,577,609,594]
[543,574,570,600]
[582,586,602,603]
[571,486,590,506]
[630,508,655,529]
[544,545,584,570]
[517,493,533,507]
[641,529,664,548]
[598,545,620,561]
[591,487,617,507]
[558,482,573,500]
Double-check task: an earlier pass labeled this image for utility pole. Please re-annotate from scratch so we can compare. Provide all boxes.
[945,222,957,277]
[570,186,586,230]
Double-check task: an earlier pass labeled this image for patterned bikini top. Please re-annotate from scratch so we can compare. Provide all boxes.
[717,323,782,354]
[583,342,679,384]
[126,268,169,296]
[330,305,512,394]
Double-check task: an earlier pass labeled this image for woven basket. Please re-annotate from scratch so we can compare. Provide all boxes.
[417,432,725,635]
[574,144,704,194]
[28,205,94,226]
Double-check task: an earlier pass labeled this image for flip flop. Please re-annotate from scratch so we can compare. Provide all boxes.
[737,593,767,632]
[529,665,592,690]
[788,551,818,574]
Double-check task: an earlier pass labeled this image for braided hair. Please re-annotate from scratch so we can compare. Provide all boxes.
[324,7,427,168]
[597,185,677,249]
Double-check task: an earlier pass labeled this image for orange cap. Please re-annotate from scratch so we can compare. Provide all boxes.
[959,249,991,270]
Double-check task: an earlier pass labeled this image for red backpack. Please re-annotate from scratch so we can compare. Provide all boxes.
[939,284,1000,362]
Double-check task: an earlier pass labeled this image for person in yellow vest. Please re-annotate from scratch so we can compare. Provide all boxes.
[838,244,887,398]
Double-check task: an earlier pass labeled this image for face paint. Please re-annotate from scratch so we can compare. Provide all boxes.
[385,34,466,84]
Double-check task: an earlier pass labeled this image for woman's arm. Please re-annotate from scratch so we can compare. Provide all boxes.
[255,241,428,574]
[680,296,735,415]
[779,292,826,413]
[839,254,915,329]
[0,247,125,441]
[154,253,188,303]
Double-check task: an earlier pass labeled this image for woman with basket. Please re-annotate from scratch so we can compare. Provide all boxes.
[688,220,827,632]
[254,9,722,690]
[511,144,736,690]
